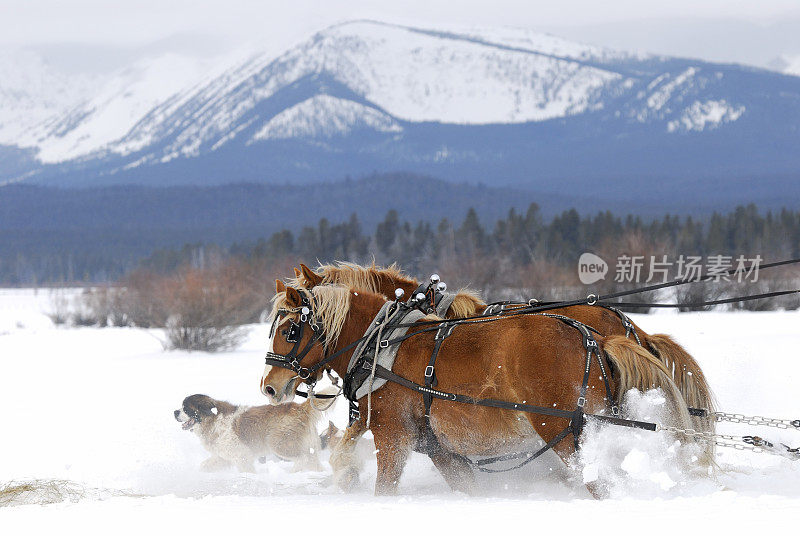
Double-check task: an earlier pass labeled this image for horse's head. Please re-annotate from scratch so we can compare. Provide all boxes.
[260,280,323,404]
[261,277,354,405]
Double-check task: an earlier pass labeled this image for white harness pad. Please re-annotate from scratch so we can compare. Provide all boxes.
[346,292,459,400]
[346,302,426,400]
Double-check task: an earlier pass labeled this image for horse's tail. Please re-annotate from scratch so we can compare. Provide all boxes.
[643,333,716,433]
[602,335,714,467]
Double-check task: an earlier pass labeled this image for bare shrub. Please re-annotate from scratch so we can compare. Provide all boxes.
[674,281,724,312]
[158,263,271,352]
[725,276,800,311]
[116,270,170,328]
[72,293,103,326]
[48,289,103,326]
[46,289,72,325]
[81,286,128,327]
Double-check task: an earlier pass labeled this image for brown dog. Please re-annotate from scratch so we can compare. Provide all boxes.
[174,391,336,472]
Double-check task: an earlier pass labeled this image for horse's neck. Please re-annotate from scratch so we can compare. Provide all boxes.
[327,293,387,378]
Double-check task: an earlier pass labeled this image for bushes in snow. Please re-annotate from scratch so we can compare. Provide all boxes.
[67,262,275,352]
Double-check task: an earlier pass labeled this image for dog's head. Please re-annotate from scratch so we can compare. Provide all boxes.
[174,394,219,431]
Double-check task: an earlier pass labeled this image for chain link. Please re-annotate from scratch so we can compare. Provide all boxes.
[658,425,799,458]
[712,412,800,430]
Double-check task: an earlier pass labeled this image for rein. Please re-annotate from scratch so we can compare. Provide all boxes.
[376,256,800,331]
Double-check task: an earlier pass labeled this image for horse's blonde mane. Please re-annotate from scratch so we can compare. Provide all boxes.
[288,261,485,319]
[271,285,352,347]
[312,261,416,293]
[449,289,483,317]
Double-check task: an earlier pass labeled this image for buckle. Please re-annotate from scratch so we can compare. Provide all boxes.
[424,365,435,378]
[577,396,586,408]
[611,405,620,416]
[297,367,311,380]
[379,340,389,348]
[585,338,598,349]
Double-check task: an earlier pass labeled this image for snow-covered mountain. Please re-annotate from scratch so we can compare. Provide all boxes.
[0,50,97,148]
[779,55,800,77]
[2,20,800,199]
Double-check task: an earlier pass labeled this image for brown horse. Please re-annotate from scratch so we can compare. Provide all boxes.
[261,279,706,495]
[292,262,716,422]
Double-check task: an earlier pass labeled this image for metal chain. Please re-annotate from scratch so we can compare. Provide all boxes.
[711,412,800,430]
[658,424,799,458]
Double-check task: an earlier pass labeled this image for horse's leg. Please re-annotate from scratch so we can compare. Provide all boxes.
[428,448,476,494]
[329,419,366,491]
[373,427,416,495]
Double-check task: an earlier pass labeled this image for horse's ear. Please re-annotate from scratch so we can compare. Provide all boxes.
[300,263,323,286]
[285,286,302,307]
[275,279,286,294]
[293,267,302,278]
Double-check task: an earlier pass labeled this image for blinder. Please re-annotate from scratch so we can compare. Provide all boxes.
[283,320,301,343]
[264,299,327,384]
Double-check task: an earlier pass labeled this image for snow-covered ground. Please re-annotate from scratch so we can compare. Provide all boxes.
[1,289,799,532]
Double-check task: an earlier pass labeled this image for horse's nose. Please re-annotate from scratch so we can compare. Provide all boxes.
[264,385,276,397]
[173,409,180,420]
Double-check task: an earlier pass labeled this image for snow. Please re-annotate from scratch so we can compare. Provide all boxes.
[0,21,630,168]
[313,21,622,125]
[646,68,698,112]
[777,54,800,77]
[32,54,219,164]
[0,50,98,148]
[1,21,762,173]
[667,100,746,132]
[421,23,630,62]
[1,288,799,531]
[251,95,402,142]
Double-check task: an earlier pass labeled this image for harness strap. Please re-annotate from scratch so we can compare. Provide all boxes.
[601,304,641,345]
[423,322,457,422]
[373,364,575,420]
[472,426,573,473]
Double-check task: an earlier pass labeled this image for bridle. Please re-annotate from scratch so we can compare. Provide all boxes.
[263,289,375,389]
[264,293,327,383]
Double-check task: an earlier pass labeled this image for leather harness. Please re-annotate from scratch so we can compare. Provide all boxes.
[265,289,658,472]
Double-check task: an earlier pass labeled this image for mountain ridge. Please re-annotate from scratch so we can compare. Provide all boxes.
[1,20,798,208]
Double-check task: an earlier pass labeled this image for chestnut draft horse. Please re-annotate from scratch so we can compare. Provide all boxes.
[261,279,708,495]
[291,262,716,426]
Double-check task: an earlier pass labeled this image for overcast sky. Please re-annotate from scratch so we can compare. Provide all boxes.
[4,1,800,69]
